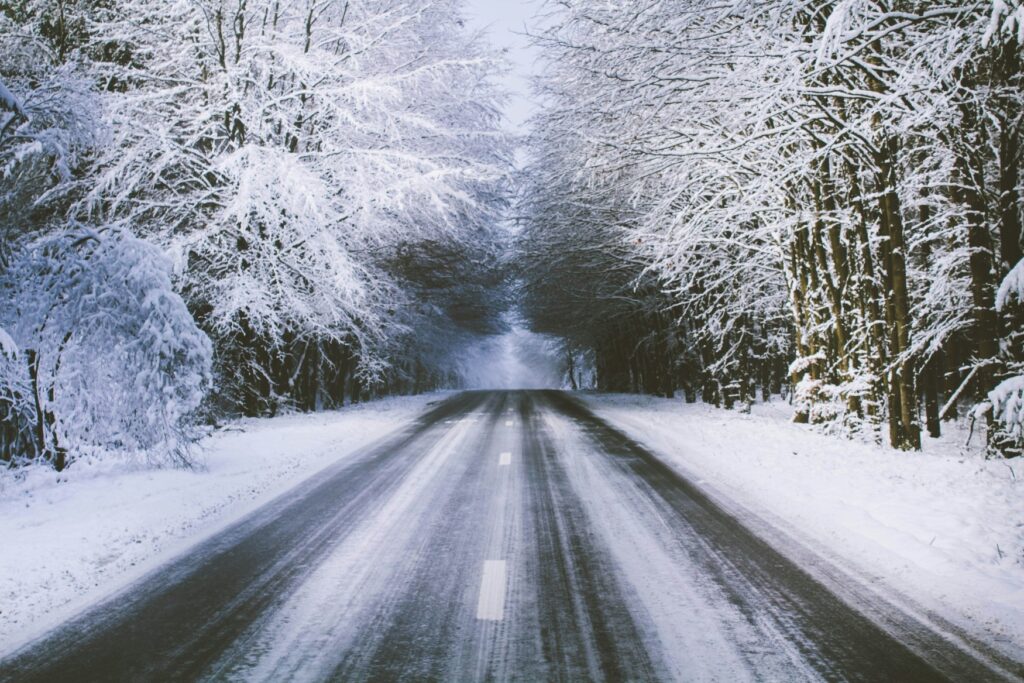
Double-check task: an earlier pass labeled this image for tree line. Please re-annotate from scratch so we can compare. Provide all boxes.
[0,0,513,469]
[519,0,1024,456]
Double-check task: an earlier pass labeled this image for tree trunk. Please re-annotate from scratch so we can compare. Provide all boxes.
[956,147,1001,398]
[876,137,920,449]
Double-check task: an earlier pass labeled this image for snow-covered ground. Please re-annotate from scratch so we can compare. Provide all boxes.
[584,393,1024,660]
[0,393,444,652]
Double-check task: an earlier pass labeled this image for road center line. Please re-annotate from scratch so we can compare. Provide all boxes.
[505,420,513,427]
[499,452,511,466]
[476,560,507,621]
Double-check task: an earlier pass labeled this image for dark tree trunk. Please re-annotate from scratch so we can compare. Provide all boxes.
[876,137,920,450]
[999,126,1023,271]
[923,353,942,439]
[26,350,47,462]
[957,148,1001,398]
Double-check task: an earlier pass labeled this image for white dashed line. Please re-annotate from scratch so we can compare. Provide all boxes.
[476,560,507,621]
[499,452,512,466]
[505,420,513,427]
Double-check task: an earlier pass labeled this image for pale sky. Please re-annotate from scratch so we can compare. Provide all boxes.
[463,0,541,134]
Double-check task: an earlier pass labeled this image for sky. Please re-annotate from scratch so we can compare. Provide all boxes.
[463,0,541,133]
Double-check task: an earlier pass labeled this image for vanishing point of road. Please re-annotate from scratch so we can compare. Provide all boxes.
[2,391,1020,682]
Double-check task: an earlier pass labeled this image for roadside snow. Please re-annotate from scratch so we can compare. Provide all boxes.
[583,393,1024,658]
[0,393,444,652]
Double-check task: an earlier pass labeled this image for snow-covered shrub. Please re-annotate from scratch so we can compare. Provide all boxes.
[997,258,1024,313]
[0,227,213,468]
[991,374,1024,448]
[990,260,1024,457]
[793,374,882,440]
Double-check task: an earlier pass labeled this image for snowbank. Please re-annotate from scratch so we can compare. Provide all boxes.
[583,393,1024,657]
[0,393,444,652]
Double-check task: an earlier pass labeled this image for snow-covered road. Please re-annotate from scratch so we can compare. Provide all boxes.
[1,391,1018,681]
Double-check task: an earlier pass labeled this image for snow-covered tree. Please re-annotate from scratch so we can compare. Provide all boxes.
[0,66,100,255]
[78,0,512,413]
[521,0,1024,454]
[0,0,513,468]
[0,227,212,469]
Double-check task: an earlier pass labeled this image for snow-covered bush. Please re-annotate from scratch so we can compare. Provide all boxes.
[997,258,1024,313]
[991,260,1024,457]
[989,376,1024,457]
[0,227,213,469]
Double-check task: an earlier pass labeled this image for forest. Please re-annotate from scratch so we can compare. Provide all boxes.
[0,0,513,469]
[2,0,1024,472]
[519,0,1024,456]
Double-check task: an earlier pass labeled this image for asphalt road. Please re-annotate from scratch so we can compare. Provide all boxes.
[2,391,1019,682]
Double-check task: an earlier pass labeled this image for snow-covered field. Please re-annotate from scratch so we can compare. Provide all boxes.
[584,393,1024,660]
[0,393,444,652]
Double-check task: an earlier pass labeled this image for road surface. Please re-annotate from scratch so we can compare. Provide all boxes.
[2,391,1019,682]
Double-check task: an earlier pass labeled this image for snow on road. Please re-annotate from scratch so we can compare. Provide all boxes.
[541,410,787,682]
[4,388,1022,675]
[584,393,1024,661]
[0,393,445,651]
